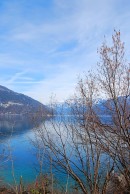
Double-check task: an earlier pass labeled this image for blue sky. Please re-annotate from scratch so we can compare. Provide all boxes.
[0,0,130,104]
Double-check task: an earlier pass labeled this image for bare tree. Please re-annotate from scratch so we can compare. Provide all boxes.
[33,31,129,194]
[33,78,115,194]
[96,31,130,189]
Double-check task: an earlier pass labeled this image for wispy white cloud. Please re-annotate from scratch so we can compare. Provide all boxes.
[6,71,30,83]
[0,0,130,103]
[24,65,77,103]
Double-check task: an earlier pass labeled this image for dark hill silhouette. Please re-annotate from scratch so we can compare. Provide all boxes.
[0,85,49,115]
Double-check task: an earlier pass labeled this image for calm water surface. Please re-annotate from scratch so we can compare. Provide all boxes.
[0,129,38,184]
[0,115,71,186]
[0,115,49,185]
[0,115,110,186]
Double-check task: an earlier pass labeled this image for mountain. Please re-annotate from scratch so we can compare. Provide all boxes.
[54,96,130,117]
[0,85,49,115]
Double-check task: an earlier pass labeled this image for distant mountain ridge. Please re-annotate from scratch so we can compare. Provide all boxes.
[0,85,49,115]
[54,96,130,117]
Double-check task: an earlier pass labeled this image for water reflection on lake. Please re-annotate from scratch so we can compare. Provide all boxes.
[0,115,48,185]
[0,115,111,187]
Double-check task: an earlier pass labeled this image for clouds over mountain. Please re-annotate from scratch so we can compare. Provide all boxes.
[0,0,130,103]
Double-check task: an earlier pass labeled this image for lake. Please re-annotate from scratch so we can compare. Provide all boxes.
[0,121,39,185]
[0,115,73,187]
[0,115,112,190]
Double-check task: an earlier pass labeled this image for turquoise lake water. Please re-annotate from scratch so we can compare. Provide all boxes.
[0,116,72,187]
[0,129,39,185]
[0,115,111,188]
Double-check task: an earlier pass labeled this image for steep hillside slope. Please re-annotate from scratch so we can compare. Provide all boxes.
[0,85,49,115]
